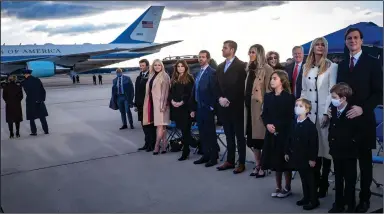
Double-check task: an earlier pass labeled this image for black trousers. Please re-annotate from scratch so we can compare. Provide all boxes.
[357,148,372,202]
[314,157,332,191]
[175,118,192,156]
[197,106,218,162]
[30,117,48,134]
[298,168,318,204]
[333,157,357,208]
[8,122,20,134]
[142,123,156,149]
[222,112,246,164]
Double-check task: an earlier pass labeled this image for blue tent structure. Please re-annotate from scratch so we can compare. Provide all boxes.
[301,22,383,54]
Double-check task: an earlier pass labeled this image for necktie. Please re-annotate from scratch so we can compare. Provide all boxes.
[119,77,123,94]
[195,68,204,102]
[224,60,231,73]
[337,111,341,118]
[349,57,355,72]
[292,64,299,95]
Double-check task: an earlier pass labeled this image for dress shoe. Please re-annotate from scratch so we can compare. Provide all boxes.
[216,162,235,171]
[296,198,309,206]
[44,131,49,134]
[205,160,217,167]
[328,205,345,213]
[178,155,189,161]
[138,145,148,151]
[233,164,245,174]
[193,157,208,165]
[303,201,319,210]
[30,133,37,136]
[119,125,128,130]
[130,124,134,129]
[9,133,14,138]
[355,201,370,213]
[146,147,153,152]
[16,131,20,138]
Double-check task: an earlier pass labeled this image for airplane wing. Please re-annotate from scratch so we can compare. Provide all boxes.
[129,40,183,52]
[1,56,51,65]
[74,59,128,72]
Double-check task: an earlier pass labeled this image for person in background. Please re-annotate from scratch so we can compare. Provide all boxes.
[72,75,76,84]
[111,68,134,130]
[98,74,103,85]
[261,70,295,198]
[216,40,247,174]
[93,74,97,85]
[266,51,285,70]
[2,75,23,138]
[135,59,156,152]
[142,59,171,155]
[300,37,337,199]
[285,46,305,100]
[244,44,273,178]
[286,58,293,65]
[76,75,80,83]
[190,50,219,167]
[21,69,49,136]
[285,98,319,210]
[336,27,383,213]
[169,59,195,161]
[328,83,361,213]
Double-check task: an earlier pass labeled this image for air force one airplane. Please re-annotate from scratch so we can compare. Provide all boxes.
[0,6,182,78]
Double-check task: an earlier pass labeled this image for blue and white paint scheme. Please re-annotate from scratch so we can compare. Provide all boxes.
[1,6,182,78]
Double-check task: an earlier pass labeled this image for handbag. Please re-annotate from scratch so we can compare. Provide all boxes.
[169,137,183,152]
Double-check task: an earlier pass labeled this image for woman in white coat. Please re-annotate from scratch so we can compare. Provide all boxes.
[300,37,337,198]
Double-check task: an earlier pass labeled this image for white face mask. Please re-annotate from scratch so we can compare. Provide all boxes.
[294,106,306,116]
[331,98,342,107]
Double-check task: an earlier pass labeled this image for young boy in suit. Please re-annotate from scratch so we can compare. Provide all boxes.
[328,82,361,213]
[285,98,319,210]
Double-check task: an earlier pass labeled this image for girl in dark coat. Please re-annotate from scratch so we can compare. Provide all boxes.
[169,60,195,161]
[261,70,295,198]
[2,75,23,138]
[285,98,319,210]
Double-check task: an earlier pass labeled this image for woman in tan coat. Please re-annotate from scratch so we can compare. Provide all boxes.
[244,44,274,178]
[142,59,171,155]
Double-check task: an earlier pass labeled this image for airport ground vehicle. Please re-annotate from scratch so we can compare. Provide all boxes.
[162,55,218,77]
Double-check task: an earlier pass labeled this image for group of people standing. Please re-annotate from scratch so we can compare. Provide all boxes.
[3,69,50,138]
[109,27,382,213]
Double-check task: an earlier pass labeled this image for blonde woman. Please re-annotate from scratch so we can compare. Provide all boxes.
[300,37,338,198]
[244,44,274,178]
[142,59,171,155]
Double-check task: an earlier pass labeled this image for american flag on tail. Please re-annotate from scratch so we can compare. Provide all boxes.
[142,21,153,28]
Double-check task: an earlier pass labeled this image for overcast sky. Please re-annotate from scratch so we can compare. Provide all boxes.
[1,1,383,68]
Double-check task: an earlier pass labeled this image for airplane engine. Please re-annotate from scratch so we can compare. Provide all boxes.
[26,61,56,77]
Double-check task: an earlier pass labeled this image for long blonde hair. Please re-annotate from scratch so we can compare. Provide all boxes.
[150,59,166,74]
[304,37,331,77]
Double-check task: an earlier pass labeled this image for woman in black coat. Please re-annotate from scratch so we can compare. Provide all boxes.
[2,76,23,138]
[169,59,195,161]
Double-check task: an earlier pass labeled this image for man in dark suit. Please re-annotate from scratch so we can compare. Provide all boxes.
[285,46,304,100]
[111,68,134,130]
[135,59,156,152]
[98,74,103,85]
[215,40,247,174]
[21,69,49,135]
[190,50,219,167]
[336,27,383,213]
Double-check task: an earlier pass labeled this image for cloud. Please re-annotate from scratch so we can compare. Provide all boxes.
[29,23,126,36]
[162,13,204,21]
[1,1,288,20]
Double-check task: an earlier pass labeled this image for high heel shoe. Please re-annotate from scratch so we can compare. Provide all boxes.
[255,169,266,178]
[250,166,259,176]
[153,152,159,155]
[16,132,20,138]
[9,133,14,139]
[161,150,167,154]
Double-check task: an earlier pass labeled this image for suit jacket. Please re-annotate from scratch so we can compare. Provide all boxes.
[285,61,304,99]
[111,75,134,104]
[336,51,383,149]
[21,75,48,120]
[134,71,149,121]
[328,104,362,158]
[216,56,247,120]
[285,117,319,170]
[190,66,217,112]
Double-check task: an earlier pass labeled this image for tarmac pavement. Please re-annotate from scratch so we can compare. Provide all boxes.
[1,72,383,212]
